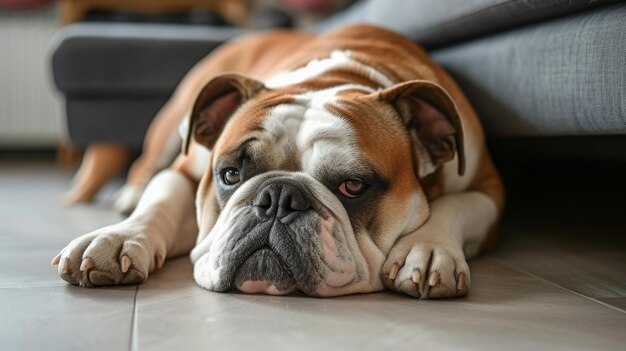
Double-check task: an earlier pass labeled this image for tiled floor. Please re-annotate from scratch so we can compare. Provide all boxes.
[1,160,625,350]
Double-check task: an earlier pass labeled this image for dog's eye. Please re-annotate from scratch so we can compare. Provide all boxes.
[222,168,241,185]
[338,179,367,198]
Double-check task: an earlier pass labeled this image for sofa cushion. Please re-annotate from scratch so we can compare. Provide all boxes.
[317,0,620,49]
[432,4,626,136]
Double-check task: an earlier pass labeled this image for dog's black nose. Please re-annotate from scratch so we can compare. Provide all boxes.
[253,181,311,220]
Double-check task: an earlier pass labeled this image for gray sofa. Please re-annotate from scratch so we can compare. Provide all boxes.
[51,0,626,152]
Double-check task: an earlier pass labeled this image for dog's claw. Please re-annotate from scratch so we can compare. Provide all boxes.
[80,258,94,271]
[51,253,61,266]
[155,254,164,269]
[389,262,400,280]
[411,269,421,284]
[120,255,131,273]
[456,272,466,291]
[428,271,440,286]
[59,258,70,274]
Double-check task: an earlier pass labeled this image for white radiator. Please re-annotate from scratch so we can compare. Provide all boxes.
[0,6,64,147]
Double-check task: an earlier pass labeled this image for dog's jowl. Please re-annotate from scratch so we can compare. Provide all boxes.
[52,25,504,299]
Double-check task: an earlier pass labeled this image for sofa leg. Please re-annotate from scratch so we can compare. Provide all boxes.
[62,143,130,205]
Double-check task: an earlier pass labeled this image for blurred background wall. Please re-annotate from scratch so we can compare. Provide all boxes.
[0,4,64,147]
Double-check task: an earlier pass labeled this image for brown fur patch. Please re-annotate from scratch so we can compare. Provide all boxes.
[327,97,424,245]
[212,91,294,156]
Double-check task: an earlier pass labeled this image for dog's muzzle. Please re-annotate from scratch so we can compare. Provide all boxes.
[233,179,316,295]
[191,172,373,297]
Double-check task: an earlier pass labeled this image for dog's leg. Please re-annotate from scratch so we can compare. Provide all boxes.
[62,143,130,205]
[52,169,198,287]
[112,93,193,214]
[381,189,501,299]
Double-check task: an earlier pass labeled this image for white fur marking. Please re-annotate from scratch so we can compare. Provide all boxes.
[178,111,191,141]
[293,84,375,109]
[190,145,211,180]
[266,50,394,88]
[414,137,437,178]
[261,84,366,176]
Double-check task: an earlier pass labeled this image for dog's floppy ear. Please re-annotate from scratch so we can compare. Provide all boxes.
[378,80,465,177]
[184,73,265,154]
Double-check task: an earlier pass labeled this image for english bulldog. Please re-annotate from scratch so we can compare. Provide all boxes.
[52,25,504,299]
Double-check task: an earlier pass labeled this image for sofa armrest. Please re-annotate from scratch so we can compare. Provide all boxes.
[49,22,254,148]
[50,22,251,97]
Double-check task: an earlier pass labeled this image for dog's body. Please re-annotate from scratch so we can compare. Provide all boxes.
[53,25,504,298]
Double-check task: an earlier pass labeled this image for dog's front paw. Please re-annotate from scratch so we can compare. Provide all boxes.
[51,223,164,287]
[382,239,470,299]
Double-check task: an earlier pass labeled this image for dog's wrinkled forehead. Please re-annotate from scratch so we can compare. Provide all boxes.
[214,85,374,179]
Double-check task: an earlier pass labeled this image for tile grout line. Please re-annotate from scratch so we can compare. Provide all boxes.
[491,257,626,314]
[129,285,139,351]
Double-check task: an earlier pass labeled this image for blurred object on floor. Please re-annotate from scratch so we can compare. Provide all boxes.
[58,0,251,26]
[260,0,356,28]
[0,0,54,10]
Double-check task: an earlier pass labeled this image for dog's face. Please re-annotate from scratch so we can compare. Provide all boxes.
[188,74,464,296]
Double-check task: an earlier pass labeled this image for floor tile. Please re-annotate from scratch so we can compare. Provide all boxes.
[0,238,70,288]
[134,257,626,351]
[495,229,626,299]
[0,161,123,242]
[0,285,136,351]
[494,169,626,299]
